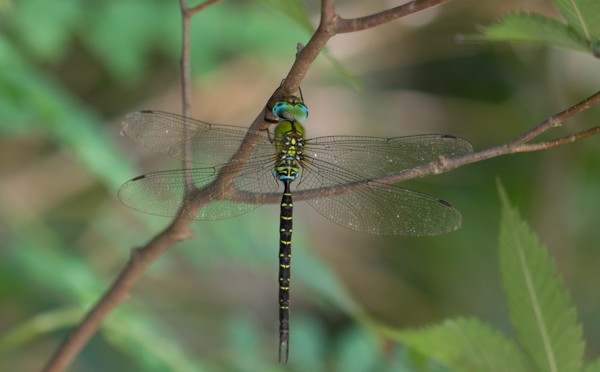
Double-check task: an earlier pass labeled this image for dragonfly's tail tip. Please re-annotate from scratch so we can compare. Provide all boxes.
[278,339,289,364]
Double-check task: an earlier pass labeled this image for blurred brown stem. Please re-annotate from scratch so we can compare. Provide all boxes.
[42,0,600,370]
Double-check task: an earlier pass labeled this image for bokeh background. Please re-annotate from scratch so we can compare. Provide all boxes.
[1,0,599,370]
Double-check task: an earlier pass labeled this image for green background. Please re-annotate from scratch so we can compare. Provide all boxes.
[1,0,599,370]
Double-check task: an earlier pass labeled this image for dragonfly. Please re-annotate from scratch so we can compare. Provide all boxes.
[117,95,473,363]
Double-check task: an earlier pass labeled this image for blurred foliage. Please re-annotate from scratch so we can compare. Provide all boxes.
[474,0,600,56]
[0,0,599,371]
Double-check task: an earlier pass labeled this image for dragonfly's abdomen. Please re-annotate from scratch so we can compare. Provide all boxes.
[278,179,293,363]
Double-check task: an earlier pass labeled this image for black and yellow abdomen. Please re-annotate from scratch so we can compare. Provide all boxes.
[272,116,305,363]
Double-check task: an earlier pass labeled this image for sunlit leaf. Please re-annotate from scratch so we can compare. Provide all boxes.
[498,183,584,372]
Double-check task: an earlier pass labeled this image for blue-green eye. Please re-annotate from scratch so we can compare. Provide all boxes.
[273,99,309,123]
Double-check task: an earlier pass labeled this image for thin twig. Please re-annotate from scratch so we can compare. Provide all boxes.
[334,0,451,33]
[180,0,194,189]
[187,0,222,16]
[507,90,600,146]
[180,0,222,190]
[514,126,600,153]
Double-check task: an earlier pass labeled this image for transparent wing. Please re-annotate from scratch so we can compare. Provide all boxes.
[295,158,462,236]
[117,159,279,220]
[303,135,473,179]
[121,110,274,165]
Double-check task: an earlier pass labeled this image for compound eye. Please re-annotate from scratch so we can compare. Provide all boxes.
[292,103,308,123]
[272,98,309,122]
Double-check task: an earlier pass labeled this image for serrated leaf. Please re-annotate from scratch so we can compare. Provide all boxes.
[473,12,589,53]
[551,0,600,44]
[498,183,584,372]
[386,317,529,372]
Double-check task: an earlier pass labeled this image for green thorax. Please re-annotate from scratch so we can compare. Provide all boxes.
[273,120,305,182]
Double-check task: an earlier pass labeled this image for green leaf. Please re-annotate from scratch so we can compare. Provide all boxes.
[474,12,589,53]
[550,0,600,44]
[386,318,529,372]
[498,183,584,372]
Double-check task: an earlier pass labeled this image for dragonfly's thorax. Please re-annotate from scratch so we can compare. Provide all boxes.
[273,120,305,182]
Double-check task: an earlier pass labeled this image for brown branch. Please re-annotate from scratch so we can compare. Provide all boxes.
[201,90,600,206]
[334,0,451,33]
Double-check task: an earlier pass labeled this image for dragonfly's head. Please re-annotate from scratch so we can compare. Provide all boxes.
[272,96,308,123]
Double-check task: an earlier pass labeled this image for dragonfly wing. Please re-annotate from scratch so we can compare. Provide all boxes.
[122,110,274,165]
[118,160,279,220]
[303,135,473,179]
[296,158,462,236]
